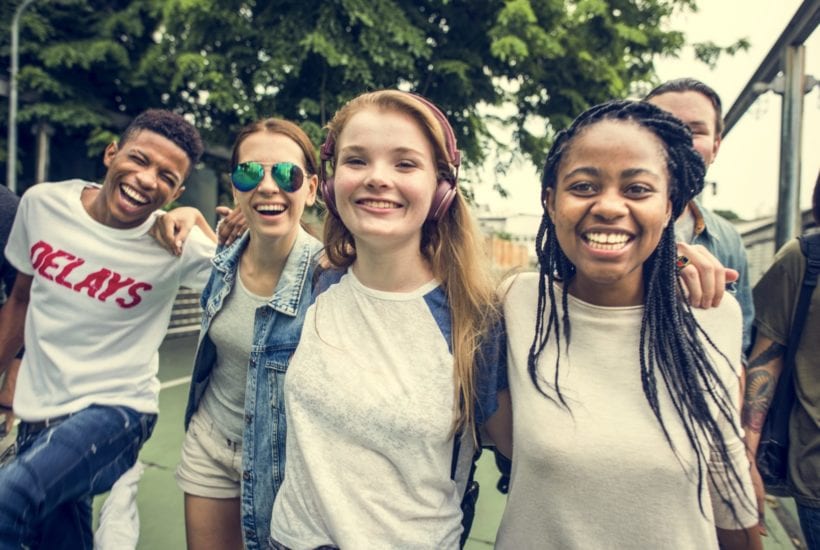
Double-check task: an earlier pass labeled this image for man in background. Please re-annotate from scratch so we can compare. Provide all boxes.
[743,175,820,546]
[646,77,754,354]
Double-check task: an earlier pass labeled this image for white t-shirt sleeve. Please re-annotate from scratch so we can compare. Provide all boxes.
[700,297,758,530]
[178,226,215,291]
[4,191,33,276]
[706,373,758,529]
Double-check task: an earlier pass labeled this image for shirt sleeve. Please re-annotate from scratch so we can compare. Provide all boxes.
[732,242,755,354]
[178,226,216,291]
[753,240,802,346]
[706,362,759,530]
[474,313,508,426]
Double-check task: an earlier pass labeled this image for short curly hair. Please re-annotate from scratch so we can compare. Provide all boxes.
[120,110,204,175]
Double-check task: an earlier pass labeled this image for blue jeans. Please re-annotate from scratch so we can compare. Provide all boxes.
[799,503,820,550]
[0,405,156,550]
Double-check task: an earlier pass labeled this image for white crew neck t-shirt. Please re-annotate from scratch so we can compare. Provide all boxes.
[497,273,757,549]
[270,269,506,549]
[5,179,214,420]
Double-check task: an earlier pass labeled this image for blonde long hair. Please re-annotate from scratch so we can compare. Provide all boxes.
[322,90,499,439]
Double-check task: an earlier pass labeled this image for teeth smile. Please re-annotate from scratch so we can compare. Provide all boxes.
[121,184,149,205]
[359,199,400,209]
[255,204,286,213]
[584,232,630,250]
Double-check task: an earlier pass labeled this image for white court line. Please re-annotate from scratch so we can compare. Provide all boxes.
[160,376,192,390]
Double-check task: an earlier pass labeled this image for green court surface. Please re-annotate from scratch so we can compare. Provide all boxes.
[60,335,801,548]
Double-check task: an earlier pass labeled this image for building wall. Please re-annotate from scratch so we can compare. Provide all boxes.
[740,210,816,287]
[486,235,531,270]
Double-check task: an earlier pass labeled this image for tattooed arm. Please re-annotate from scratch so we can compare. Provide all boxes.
[742,334,787,535]
[743,336,786,440]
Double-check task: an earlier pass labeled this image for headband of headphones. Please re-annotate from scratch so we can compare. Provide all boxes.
[319,92,461,221]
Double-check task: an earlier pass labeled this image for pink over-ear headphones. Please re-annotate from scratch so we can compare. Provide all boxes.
[319,92,461,222]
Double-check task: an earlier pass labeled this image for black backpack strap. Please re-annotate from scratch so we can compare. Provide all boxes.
[799,232,820,276]
[787,233,820,364]
[451,429,481,549]
[778,233,820,390]
[450,431,462,480]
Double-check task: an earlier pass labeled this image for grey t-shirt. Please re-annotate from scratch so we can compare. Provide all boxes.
[200,270,271,442]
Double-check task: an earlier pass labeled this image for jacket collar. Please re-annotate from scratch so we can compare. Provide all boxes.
[211,227,320,316]
[687,199,721,244]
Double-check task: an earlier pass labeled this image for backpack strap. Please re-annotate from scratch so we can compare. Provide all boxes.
[799,231,820,280]
[774,232,820,415]
[786,233,820,366]
[451,432,462,480]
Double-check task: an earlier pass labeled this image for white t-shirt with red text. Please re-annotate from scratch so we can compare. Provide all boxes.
[5,179,214,421]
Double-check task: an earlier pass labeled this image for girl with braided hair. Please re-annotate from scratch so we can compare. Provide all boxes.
[497,100,759,548]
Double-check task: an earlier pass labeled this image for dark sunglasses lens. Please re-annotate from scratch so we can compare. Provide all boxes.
[231,162,264,192]
[272,162,304,193]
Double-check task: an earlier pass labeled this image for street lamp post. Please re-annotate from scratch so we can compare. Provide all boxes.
[7,0,36,194]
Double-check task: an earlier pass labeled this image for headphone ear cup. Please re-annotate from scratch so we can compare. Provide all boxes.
[320,176,338,217]
[319,135,339,218]
[427,178,457,222]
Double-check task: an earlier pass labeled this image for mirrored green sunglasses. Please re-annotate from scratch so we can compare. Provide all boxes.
[230,161,305,193]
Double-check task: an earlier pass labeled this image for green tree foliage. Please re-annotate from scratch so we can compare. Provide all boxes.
[151,0,706,169]
[1,0,165,159]
[1,0,748,184]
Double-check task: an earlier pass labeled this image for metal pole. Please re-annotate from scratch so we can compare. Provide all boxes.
[34,122,52,183]
[7,0,36,194]
[775,45,806,250]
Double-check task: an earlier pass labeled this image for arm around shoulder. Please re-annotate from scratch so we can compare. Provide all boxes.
[178,226,218,292]
[151,207,217,256]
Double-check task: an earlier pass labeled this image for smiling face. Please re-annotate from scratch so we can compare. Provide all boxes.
[547,119,672,306]
[332,106,438,255]
[647,90,721,168]
[232,131,317,244]
[95,130,190,229]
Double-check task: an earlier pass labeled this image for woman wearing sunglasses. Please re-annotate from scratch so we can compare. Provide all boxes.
[174,118,321,550]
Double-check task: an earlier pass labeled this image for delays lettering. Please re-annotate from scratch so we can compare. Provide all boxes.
[30,241,153,309]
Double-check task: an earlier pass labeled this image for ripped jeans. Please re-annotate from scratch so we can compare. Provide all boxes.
[0,405,156,550]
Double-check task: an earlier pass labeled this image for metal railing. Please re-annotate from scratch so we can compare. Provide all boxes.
[723,0,819,250]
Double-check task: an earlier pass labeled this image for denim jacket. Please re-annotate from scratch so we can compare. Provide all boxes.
[184,227,322,549]
[686,200,754,353]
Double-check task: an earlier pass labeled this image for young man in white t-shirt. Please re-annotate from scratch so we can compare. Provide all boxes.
[0,109,216,548]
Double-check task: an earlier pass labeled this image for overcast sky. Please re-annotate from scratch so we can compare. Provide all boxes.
[472,0,819,221]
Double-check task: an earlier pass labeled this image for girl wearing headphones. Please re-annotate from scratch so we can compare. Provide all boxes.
[268,90,511,549]
[174,118,322,550]
[497,101,760,548]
